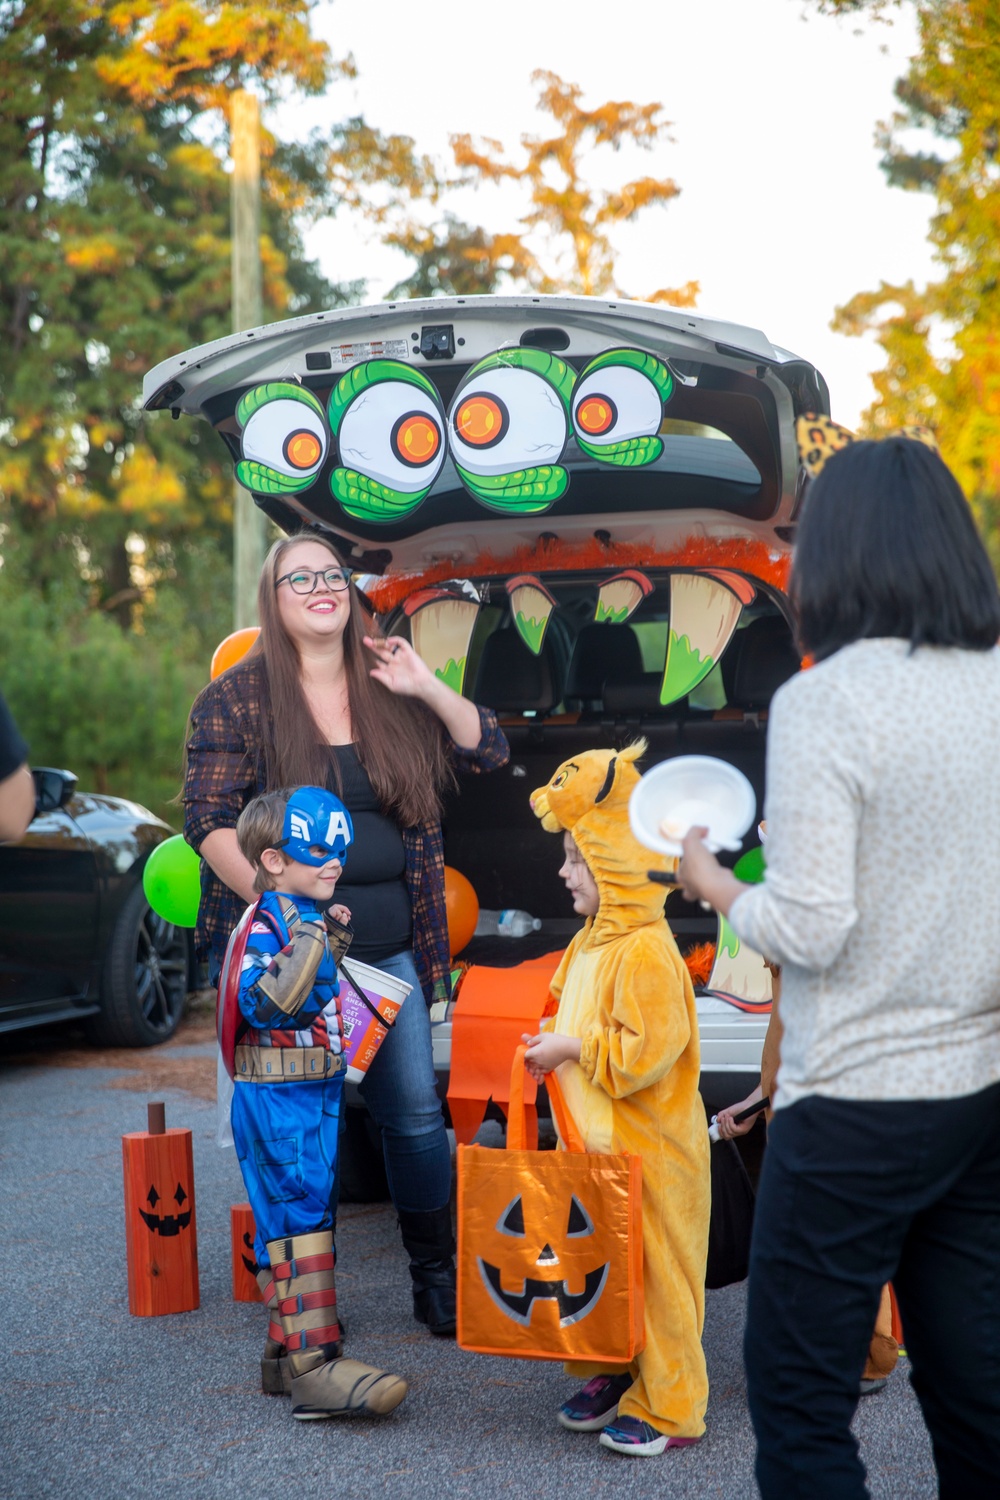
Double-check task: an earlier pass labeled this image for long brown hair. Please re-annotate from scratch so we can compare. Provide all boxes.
[251,532,456,828]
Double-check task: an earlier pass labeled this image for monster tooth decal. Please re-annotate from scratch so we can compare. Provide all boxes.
[506,574,556,656]
[571,348,673,468]
[703,910,773,1008]
[595,570,654,625]
[449,349,574,513]
[403,580,482,694]
[235,382,329,494]
[660,572,747,706]
[327,359,446,522]
[700,570,757,607]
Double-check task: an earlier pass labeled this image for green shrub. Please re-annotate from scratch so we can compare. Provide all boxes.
[0,578,218,827]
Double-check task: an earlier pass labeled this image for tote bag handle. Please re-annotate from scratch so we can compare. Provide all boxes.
[508,1044,586,1154]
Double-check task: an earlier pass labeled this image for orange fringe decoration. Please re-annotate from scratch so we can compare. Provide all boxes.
[368,536,790,615]
[683,942,716,987]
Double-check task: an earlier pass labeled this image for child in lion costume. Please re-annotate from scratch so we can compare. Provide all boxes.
[523,740,710,1458]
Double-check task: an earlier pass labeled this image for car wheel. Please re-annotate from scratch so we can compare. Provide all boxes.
[86,881,191,1047]
[338,1105,390,1203]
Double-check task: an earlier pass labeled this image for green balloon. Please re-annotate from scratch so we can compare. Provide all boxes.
[143,835,201,928]
[733,845,767,884]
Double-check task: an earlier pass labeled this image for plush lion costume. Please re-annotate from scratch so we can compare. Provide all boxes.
[530,740,710,1438]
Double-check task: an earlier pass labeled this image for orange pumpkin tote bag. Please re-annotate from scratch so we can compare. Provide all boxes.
[457,1046,644,1362]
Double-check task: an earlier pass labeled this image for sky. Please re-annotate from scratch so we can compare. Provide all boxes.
[273,0,937,430]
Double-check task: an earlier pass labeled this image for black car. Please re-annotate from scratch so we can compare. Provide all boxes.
[0,768,192,1045]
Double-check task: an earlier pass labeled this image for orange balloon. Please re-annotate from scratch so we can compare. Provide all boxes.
[211,628,260,680]
[444,866,479,959]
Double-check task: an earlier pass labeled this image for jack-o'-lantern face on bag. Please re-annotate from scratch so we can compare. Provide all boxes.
[457,1050,644,1363]
[478,1189,608,1327]
[138,1181,192,1237]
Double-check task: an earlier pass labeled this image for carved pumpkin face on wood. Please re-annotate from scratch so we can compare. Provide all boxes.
[478,1190,609,1327]
[241,1230,257,1277]
[138,1181,192,1237]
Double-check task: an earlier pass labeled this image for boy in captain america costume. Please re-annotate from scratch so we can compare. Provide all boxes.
[227,785,408,1422]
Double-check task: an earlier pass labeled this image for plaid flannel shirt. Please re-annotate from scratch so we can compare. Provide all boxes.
[182,655,509,1004]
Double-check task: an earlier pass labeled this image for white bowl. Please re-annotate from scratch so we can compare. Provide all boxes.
[629,755,757,857]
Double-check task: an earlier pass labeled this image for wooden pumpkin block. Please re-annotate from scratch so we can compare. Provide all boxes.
[231,1203,263,1303]
[122,1121,199,1317]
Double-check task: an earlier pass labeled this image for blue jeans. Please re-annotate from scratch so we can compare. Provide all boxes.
[744,1084,1000,1500]
[351,949,452,1215]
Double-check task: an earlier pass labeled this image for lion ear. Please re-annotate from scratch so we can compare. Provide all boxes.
[619,738,647,767]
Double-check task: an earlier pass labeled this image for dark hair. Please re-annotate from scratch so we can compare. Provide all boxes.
[250,532,456,827]
[791,438,1000,661]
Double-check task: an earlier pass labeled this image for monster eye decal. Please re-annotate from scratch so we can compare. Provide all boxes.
[235,383,329,494]
[327,360,447,523]
[449,349,575,513]
[571,349,674,468]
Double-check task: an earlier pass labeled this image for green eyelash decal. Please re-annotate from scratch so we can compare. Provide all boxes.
[327,360,439,433]
[235,381,325,428]
[578,347,674,399]
[573,433,664,466]
[571,348,674,468]
[327,359,447,523]
[451,464,568,511]
[234,382,329,494]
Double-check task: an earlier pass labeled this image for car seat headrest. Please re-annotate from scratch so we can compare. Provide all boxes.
[723,615,800,711]
[566,623,643,704]
[473,628,558,715]
[601,672,676,717]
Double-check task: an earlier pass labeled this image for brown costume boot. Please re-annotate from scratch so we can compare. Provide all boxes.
[267,1231,407,1421]
[860,1283,899,1394]
[256,1268,291,1396]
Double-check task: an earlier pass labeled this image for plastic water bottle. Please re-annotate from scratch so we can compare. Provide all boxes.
[475,909,542,938]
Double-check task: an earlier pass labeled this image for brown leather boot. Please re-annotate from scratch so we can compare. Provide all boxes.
[267,1231,407,1421]
[255,1268,291,1396]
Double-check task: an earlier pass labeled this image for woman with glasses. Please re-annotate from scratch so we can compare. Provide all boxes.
[183,531,509,1343]
[677,439,1000,1499]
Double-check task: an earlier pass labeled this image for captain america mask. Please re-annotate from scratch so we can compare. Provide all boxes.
[279,787,354,867]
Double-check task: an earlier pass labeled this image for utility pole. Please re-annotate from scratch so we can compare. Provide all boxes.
[231,89,267,629]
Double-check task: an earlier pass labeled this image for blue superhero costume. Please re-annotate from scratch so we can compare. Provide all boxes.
[231,887,347,1265]
[230,785,355,1267]
[225,788,408,1420]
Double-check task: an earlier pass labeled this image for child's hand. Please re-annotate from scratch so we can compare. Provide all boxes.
[714,1085,764,1140]
[521,1030,581,1079]
[326,903,351,927]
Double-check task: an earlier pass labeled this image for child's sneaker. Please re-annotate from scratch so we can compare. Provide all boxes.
[558,1373,632,1432]
[599,1415,701,1457]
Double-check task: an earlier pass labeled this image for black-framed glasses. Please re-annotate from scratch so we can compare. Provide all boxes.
[275,566,352,595]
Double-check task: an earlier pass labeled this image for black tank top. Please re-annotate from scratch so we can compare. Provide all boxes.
[328,743,412,964]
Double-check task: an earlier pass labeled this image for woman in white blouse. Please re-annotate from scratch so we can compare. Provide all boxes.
[678,437,1000,1500]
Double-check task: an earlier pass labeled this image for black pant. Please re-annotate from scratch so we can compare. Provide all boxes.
[744,1083,1000,1500]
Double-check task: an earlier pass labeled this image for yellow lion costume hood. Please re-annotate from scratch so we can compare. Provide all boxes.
[530,739,673,942]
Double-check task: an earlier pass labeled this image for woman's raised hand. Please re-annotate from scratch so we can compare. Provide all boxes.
[363,635,434,699]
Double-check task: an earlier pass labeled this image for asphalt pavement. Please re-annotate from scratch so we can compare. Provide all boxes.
[1,1021,938,1500]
